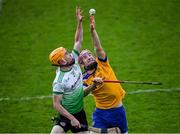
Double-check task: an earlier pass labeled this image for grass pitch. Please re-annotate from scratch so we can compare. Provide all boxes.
[0,0,180,133]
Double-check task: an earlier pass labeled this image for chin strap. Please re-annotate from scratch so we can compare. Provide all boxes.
[84,61,97,70]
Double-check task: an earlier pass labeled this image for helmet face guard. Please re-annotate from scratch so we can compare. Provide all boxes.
[84,61,97,70]
[78,50,93,64]
[78,50,97,71]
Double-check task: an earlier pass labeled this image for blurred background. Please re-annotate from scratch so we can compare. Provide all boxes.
[0,0,180,132]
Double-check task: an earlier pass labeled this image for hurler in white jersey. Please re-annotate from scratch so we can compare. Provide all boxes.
[49,7,88,134]
[52,50,84,114]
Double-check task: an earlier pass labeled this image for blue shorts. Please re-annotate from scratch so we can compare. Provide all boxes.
[92,105,128,133]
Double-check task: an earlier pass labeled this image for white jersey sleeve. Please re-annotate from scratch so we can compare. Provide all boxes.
[72,49,79,64]
[52,69,64,94]
[53,82,64,94]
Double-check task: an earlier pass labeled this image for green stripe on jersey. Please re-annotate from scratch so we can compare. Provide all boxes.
[73,49,79,56]
[53,91,63,95]
[61,85,84,114]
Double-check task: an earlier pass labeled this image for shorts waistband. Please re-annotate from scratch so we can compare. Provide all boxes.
[95,102,123,110]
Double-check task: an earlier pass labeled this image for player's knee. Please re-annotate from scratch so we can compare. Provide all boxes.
[89,127,121,134]
[108,127,121,133]
[50,125,64,134]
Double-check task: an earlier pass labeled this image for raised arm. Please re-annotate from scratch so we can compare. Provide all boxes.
[73,7,83,53]
[90,15,106,59]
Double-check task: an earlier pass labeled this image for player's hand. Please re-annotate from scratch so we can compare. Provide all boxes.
[90,15,95,31]
[76,6,83,22]
[93,77,103,86]
[70,117,81,128]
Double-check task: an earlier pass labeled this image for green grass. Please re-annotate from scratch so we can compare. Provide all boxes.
[0,0,180,133]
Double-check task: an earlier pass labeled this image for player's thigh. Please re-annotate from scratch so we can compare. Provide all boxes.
[50,125,65,134]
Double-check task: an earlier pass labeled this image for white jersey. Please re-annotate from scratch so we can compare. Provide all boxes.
[52,50,84,114]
